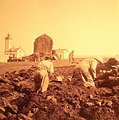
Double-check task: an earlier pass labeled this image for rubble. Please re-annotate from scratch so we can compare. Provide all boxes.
[0,65,119,120]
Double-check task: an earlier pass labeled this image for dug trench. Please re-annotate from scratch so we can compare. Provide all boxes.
[0,65,119,120]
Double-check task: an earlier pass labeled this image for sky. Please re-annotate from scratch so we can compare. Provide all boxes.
[0,0,119,56]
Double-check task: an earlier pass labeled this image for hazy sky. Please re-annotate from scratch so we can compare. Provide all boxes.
[0,0,119,56]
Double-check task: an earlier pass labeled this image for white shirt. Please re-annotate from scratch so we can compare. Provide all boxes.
[37,60,54,74]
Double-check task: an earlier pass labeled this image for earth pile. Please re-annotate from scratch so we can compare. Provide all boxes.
[0,65,119,120]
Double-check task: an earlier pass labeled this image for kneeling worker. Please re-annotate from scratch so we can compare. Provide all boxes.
[72,57,103,87]
[34,55,54,93]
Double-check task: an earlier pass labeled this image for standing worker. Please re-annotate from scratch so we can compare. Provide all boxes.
[72,57,103,87]
[34,55,54,93]
[69,50,75,63]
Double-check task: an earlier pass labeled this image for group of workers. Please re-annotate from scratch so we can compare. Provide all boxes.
[34,52,119,93]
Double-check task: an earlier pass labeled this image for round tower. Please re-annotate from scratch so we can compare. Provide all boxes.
[5,33,12,52]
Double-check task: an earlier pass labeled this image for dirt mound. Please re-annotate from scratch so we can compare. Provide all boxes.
[0,65,119,120]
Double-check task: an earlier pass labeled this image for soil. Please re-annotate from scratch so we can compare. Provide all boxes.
[0,63,119,120]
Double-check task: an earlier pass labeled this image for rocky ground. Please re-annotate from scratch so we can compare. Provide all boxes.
[0,64,119,120]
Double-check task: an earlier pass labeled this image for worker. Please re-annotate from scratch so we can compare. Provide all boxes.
[69,50,75,63]
[34,55,54,93]
[72,57,103,87]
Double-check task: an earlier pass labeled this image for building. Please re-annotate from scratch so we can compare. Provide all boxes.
[4,33,25,60]
[53,48,69,59]
[5,47,25,60]
[34,34,53,56]
[5,33,12,52]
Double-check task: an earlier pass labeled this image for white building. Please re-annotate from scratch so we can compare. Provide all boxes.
[5,47,25,59]
[4,33,25,60]
[53,48,69,59]
[5,33,12,53]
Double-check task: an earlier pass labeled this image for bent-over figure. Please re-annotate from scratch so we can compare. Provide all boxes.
[72,57,103,87]
[34,55,54,93]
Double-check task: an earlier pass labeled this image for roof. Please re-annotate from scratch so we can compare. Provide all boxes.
[6,47,25,52]
[53,49,68,53]
[35,34,53,42]
[5,33,12,40]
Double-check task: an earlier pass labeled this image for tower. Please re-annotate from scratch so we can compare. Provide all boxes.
[34,34,53,56]
[5,33,12,53]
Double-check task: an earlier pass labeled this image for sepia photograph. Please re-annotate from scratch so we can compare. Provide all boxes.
[0,0,119,119]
